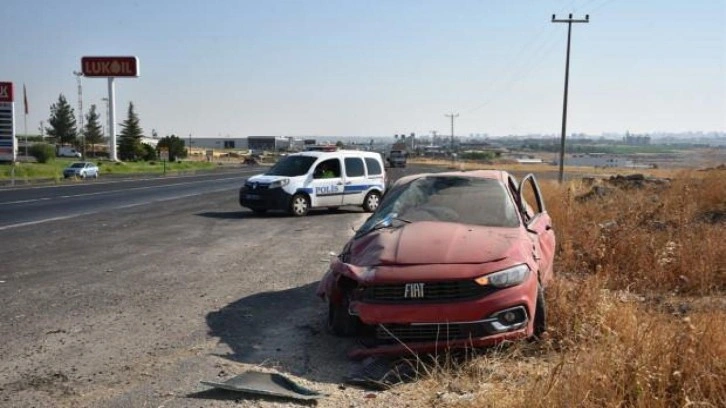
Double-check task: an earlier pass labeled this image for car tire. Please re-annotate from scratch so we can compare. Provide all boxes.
[289,194,309,217]
[328,296,359,337]
[362,191,381,212]
[533,283,547,338]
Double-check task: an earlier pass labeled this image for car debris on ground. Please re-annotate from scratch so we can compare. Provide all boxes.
[200,371,326,402]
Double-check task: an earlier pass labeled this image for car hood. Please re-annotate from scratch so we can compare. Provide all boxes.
[246,174,287,184]
[349,221,523,266]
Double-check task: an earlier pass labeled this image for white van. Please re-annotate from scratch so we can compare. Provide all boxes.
[239,150,386,216]
[57,146,82,158]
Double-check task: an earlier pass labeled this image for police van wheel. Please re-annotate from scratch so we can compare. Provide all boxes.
[363,191,381,212]
[289,194,309,216]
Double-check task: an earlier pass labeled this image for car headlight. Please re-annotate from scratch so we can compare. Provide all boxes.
[268,178,290,189]
[475,264,530,288]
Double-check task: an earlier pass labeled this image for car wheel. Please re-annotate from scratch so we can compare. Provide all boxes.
[362,191,381,212]
[289,194,309,217]
[328,296,359,337]
[533,283,547,338]
[80,172,86,179]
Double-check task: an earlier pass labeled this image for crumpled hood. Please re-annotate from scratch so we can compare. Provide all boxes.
[349,221,522,265]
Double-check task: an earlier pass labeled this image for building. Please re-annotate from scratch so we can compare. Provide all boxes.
[556,153,634,168]
[187,137,248,150]
[247,136,290,152]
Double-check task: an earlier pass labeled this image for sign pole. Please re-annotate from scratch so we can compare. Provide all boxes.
[81,56,139,161]
[108,77,117,161]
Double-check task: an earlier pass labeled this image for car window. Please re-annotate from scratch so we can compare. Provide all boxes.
[265,156,316,177]
[70,163,84,168]
[344,157,365,177]
[364,157,382,176]
[357,176,520,235]
[313,158,341,179]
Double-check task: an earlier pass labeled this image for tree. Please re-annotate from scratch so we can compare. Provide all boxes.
[118,102,145,161]
[157,134,187,161]
[46,94,77,146]
[84,104,104,157]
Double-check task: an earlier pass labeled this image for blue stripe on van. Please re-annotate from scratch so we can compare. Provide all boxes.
[343,184,383,193]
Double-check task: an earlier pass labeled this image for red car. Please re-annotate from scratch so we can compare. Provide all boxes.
[317,170,555,358]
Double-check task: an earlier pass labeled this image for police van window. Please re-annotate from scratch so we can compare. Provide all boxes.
[313,158,341,179]
[364,157,382,176]
[344,158,365,177]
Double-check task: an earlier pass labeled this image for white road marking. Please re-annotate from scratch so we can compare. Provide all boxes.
[0,176,247,206]
[0,188,225,231]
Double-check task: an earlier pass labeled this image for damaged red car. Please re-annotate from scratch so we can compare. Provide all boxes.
[317,170,555,358]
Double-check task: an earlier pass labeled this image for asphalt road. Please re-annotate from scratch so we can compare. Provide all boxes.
[0,165,426,407]
[0,169,263,231]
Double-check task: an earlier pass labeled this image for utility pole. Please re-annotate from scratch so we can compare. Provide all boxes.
[552,13,589,183]
[445,113,459,152]
[73,71,85,159]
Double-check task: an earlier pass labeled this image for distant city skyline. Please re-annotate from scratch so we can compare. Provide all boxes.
[4,0,725,138]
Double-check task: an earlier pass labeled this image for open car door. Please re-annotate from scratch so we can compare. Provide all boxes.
[518,174,556,286]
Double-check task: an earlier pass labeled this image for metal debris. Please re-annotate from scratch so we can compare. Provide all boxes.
[200,371,326,401]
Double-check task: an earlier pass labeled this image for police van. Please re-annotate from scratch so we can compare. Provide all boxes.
[239,150,387,216]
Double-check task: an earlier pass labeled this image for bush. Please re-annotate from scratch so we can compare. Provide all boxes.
[141,144,157,161]
[28,143,56,163]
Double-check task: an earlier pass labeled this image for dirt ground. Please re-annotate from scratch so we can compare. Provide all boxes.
[0,188,426,407]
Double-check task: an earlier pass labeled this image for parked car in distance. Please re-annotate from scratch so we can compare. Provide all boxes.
[63,162,99,179]
[317,170,555,358]
[57,146,82,158]
[388,150,407,168]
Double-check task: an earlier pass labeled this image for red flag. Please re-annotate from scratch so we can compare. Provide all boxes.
[23,84,28,115]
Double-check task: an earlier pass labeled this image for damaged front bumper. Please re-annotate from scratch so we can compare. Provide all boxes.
[347,274,537,359]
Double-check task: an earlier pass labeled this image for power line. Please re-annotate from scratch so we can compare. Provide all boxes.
[552,13,589,183]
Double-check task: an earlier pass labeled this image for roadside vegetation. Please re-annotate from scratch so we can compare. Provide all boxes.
[396,168,725,407]
[0,159,216,181]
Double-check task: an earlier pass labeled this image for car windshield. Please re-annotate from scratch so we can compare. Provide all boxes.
[357,176,520,236]
[265,156,316,177]
[70,163,85,168]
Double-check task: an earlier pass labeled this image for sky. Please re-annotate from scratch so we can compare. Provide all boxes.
[2,0,725,139]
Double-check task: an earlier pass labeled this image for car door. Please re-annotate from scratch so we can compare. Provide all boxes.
[342,156,367,205]
[309,158,344,207]
[517,174,556,285]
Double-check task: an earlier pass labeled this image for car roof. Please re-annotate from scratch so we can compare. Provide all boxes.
[288,150,382,160]
[393,170,510,187]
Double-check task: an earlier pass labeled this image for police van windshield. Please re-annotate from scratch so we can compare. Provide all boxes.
[265,156,317,177]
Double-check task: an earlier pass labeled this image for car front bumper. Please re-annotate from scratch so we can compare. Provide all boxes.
[239,185,293,212]
[348,272,538,358]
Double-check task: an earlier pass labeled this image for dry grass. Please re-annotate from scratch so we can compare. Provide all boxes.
[397,168,726,407]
